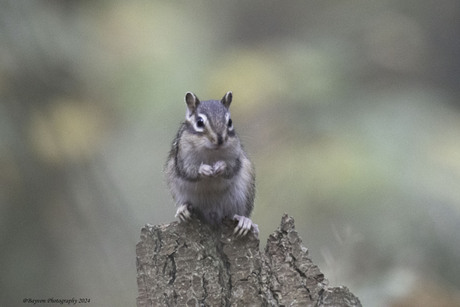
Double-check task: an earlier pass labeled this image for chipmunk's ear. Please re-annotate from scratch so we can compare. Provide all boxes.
[221,91,232,109]
[185,92,200,118]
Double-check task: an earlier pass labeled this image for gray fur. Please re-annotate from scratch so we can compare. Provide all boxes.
[165,92,255,227]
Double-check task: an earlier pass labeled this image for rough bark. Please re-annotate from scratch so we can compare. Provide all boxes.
[136,214,361,307]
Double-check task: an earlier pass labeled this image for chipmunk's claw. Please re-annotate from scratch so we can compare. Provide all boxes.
[233,214,259,237]
[175,203,192,222]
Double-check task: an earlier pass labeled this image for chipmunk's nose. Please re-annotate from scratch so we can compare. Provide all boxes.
[217,134,224,146]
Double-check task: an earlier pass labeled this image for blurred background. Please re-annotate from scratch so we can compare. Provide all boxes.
[1,0,460,306]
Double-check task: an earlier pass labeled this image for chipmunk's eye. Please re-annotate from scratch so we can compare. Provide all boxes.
[196,116,205,128]
[227,118,233,128]
[190,113,207,132]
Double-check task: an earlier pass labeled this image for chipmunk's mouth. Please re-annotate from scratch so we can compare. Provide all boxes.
[207,142,229,151]
[207,143,223,150]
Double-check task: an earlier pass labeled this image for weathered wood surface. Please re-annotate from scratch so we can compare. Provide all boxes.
[136,214,361,306]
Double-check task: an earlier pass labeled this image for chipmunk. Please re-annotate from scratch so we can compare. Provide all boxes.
[164,91,258,236]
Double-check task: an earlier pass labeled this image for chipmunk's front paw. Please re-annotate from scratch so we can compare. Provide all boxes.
[175,203,192,222]
[198,163,214,177]
[212,161,227,176]
[233,214,259,237]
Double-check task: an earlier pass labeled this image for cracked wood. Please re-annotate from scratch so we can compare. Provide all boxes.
[136,214,362,307]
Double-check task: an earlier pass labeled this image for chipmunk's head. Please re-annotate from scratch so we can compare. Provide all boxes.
[184,91,236,150]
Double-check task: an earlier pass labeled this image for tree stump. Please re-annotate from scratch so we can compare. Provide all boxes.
[136,214,361,306]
